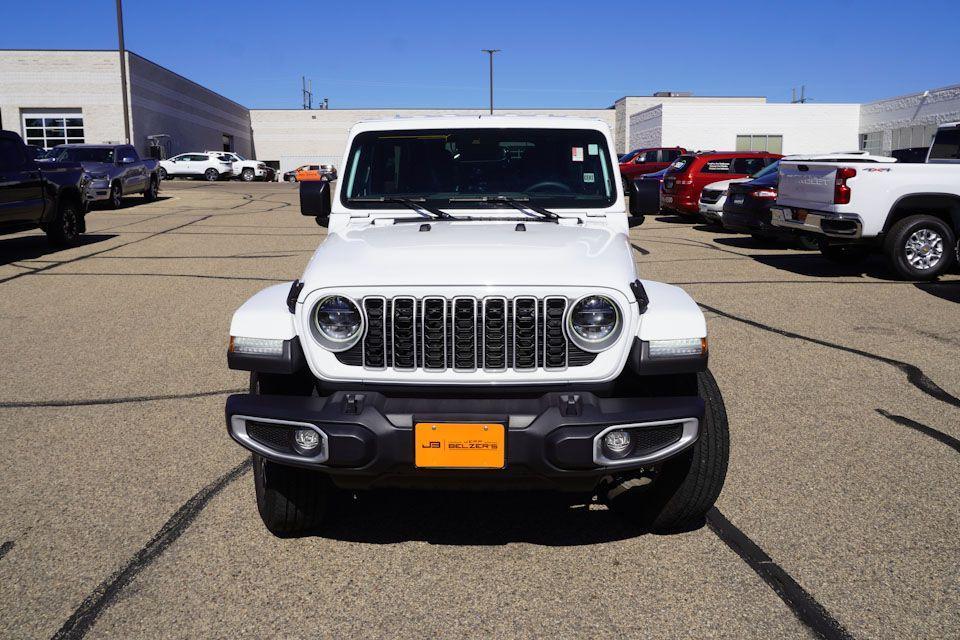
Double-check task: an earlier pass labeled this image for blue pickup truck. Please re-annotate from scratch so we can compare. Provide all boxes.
[41,143,160,209]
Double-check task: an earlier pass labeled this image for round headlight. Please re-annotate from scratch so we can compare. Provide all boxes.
[568,295,622,352]
[313,295,363,349]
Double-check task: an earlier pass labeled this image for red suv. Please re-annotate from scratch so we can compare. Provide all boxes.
[660,151,781,215]
[619,147,687,186]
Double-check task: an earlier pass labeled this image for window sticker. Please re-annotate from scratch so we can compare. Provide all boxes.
[587,144,599,156]
[571,147,584,162]
[583,172,595,183]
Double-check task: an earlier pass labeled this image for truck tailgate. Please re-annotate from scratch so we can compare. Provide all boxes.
[777,163,837,207]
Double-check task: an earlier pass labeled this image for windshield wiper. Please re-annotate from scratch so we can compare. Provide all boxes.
[350,196,457,220]
[447,195,559,222]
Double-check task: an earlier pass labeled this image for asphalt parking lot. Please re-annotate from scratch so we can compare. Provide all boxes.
[1,181,957,639]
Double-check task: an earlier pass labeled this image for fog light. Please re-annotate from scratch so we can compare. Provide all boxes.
[294,428,321,452]
[602,430,633,459]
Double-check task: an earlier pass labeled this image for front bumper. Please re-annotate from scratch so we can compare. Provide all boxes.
[771,207,863,239]
[86,179,111,202]
[226,390,703,492]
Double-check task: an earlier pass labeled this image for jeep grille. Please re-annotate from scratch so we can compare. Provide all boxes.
[335,296,597,371]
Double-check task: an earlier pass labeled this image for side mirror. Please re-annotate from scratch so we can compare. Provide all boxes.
[300,179,331,227]
[626,179,645,227]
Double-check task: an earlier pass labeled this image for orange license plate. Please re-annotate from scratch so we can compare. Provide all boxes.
[414,423,505,469]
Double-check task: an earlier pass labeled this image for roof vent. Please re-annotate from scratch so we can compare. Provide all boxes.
[653,91,693,97]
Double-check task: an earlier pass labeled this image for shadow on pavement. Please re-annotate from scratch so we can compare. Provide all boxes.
[654,215,698,224]
[915,281,960,303]
[91,195,173,210]
[311,489,692,545]
[0,234,117,266]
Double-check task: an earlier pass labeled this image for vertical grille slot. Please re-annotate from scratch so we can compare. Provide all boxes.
[453,297,477,371]
[362,297,386,369]
[513,297,538,371]
[421,297,447,370]
[544,297,568,370]
[482,297,507,371]
[392,297,416,370]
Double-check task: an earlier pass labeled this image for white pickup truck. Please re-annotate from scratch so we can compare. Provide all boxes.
[771,123,960,280]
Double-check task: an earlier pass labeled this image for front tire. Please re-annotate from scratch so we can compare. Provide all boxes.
[286,175,297,183]
[107,182,123,209]
[241,168,255,182]
[604,370,729,533]
[204,168,220,182]
[158,166,168,180]
[249,372,330,536]
[46,198,82,247]
[883,214,955,280]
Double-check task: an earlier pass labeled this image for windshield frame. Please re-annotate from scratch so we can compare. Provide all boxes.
[340,127,618,211]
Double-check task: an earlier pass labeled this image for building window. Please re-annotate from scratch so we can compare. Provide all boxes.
[222,134,234,152]
[859,132,883,156]
[21,111,84,149]
[736,134,783,154]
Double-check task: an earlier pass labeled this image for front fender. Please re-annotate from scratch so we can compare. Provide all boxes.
[230,283,298,340]
[637,280,706,340]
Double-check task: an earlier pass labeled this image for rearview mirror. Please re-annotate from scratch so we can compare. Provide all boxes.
[300,179,331,227]
[626,179,645,226]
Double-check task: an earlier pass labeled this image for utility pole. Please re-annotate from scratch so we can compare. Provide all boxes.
[481,49,500,114]
[115,0,131,143]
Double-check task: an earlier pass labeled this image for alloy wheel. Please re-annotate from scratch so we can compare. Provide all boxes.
[904,228,944,270]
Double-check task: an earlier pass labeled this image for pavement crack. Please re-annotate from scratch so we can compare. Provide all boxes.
[876,409,960,454]
[698,302,960,410]
[0,388,245,409]
[0,540,14,560]
[629,243,650,256]
[707,508,855,640]
[50,459,252,640]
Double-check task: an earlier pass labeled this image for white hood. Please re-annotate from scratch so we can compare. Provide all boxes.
[300,221,637,290]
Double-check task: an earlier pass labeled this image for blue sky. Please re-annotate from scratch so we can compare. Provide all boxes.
[5,0,959,109]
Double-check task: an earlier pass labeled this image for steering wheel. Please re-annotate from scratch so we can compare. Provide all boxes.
[524,181,573,194]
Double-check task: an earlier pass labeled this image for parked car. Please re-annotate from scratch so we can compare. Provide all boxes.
[660,151,781,216]
[629,167,670,215]
[282,164,338,182]
[43,143,160,209]
[618,147,686,188]
[226,116,727,537]
[0,130,90,246]
[158,152,235,181]
[207,151,276,182]
[772,124,960,280]
[701,160,794,225]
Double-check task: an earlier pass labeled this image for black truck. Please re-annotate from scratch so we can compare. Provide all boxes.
[0,130,90,246]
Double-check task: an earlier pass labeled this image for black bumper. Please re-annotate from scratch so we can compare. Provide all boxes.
[226,390,703,492]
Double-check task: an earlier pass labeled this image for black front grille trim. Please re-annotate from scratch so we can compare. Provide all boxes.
[246,421,295,453]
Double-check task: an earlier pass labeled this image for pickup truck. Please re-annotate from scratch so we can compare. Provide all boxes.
[226,116,727,537]
[0,130,90,246]
[42,143,160,209]
[207,151,275,182]
[772,123,960,280]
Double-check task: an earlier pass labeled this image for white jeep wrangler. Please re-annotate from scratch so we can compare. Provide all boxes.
[226,116,729,536]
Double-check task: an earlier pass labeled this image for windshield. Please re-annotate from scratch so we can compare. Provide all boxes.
[47,146,114,163]
[751,160,779,179]
[342,128,616,209]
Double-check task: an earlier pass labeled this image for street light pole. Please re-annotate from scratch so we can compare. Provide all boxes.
[115,0,131,143]
[481,49,500,114]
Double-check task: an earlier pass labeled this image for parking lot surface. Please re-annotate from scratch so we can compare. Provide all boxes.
[1,181,957,639]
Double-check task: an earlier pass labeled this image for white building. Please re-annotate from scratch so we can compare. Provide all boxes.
[629,103,861,155]
[1,50,959,170]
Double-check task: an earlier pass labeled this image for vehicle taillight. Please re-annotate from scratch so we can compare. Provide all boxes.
[834,167,856,204]
[752,189,778,200]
